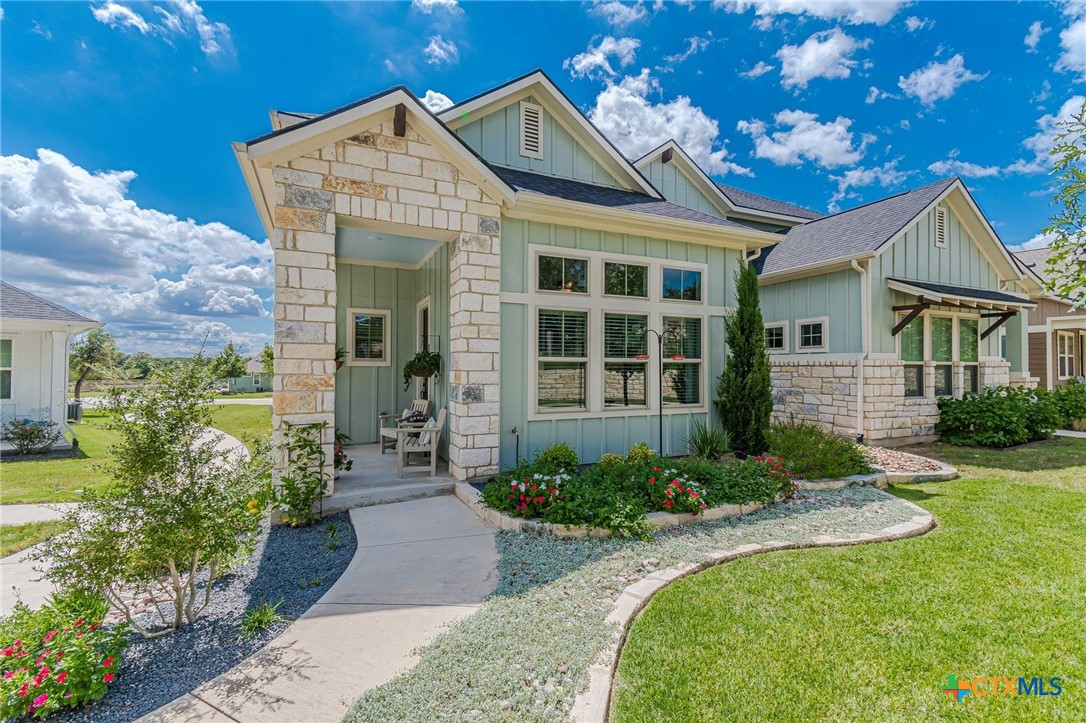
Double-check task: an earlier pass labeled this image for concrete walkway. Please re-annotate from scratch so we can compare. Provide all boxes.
[0,503,77,525]
[143,495,499,723]
[1055,429,1086,439]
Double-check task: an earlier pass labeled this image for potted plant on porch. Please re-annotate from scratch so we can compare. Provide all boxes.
[402,350,441,391]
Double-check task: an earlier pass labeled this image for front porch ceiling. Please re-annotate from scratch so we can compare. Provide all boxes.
[336,226,445,267]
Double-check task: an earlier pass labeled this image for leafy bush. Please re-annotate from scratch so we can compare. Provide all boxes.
[1052,378,1086,429]
[625,442,657,466]
[272,422,330,526]
[684,417,731,460]
[644,466,709,514]
[1,420,62,455]
[238,600,289,640]
[0,591,128,719]
[766,419,870,481]
[936,386,1061,447]
[534,443,579,474]
[596,453,625,469]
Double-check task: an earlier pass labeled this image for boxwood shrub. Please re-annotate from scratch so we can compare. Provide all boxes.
[766,419,871,481]
[1053,378,1086,430]
[936,386,1061,447]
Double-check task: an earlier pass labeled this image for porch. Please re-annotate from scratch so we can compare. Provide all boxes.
[325,443,455,513]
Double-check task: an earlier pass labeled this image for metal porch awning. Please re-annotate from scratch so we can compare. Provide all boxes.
[888,278,1036,340]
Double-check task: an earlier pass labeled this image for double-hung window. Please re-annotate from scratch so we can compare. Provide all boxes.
[662,268,702,301]
[931,316,954,397]
[960,318,979,394]
[603,314,648,407]
[538,255,587,293]
[537,310,588,409]
[1058,331,1077,379]
[662,316,702,405]
[0,339,10,401]
[900,316,924,398]
[604,262,648,298]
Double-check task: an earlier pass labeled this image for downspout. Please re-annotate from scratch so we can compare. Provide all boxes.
[63,326,80,448]
[851,260,869,444]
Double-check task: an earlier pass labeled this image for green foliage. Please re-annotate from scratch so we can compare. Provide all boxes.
[210,342,248,381]
[625,442,657,466]
[271,422,330,527]
[333,428,354,472]
[535,443,580,473]
[684,417,731,460]
[259,344,274,379]
[1,420,63,455]
[936,386,1062,447]
[1040,98,1086,307]
[325,521,342,552]
[0,590,128,719]
[238,599,289,640]
[1052,378,1086,429]
[716,263,773,457]
[69,329,121,399]
[596,453,626,469]
[402,350,442,391]
[766,419,871,481]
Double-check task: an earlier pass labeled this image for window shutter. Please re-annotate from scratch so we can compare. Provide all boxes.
[538,310,586,358]
[520,101,544,160]
[935,207,947,247]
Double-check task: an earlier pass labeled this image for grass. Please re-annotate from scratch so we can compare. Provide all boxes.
[0,520,73,557]
[208,403,272,452]
[611,438,1086,722]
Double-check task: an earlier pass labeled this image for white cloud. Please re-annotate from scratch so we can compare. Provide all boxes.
[898,54,987,106]
[1007,95,1086,173]
[590,0,648,29]
[775,28,871,90]
[900,119,911,130]
[423,35,459,65]
[740,60,775,78]
[828,161,908,212]
[1024,20,1048,52]
[31,21,53,39]
[564,36,640,79]
[90,0,233,59]
[1032,79,1052,105]
[1056,2,1086,79]
[927,149,1001,178]
[714,0,906,27]
[905,16,934,32]
[662,36,709,65]
[1015,229,1058,251]
[737,109,872,168]
[0,149,272,355]
[865,85,895,104]
[421,90,454,112]
[589,69,751,176]
[411,0,462,14]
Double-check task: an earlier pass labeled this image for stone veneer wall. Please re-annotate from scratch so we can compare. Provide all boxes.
[271,117,502,485]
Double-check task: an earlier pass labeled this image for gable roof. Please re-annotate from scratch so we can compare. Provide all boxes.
[1013,247,1053,285]
[715,183,824,221]
[0,282,99,326]
[437,69,661,199]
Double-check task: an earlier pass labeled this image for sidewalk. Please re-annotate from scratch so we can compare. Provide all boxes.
[0,503,77,525]
[142,495,499,723]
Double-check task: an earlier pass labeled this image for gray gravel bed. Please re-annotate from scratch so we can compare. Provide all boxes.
[52,513,357,723]
[345,486,920,722]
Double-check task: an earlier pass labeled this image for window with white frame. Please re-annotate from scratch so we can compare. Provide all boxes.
[538,309,588,409]
[538,254,588,294]
[0,339,10,400]
[662,316,702,405]
[897,312,982,398]
[662,267,702,301]
[604,262,648,298]
[603,313,648,407]
[960,318,979,394]
[900,315,924,398]
[764,323,787,353]
[348,309,390,365]
[931,316,954,397]
[1058,331,1077,379]
[796,317,828,352]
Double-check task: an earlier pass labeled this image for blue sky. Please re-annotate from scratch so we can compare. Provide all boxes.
[2,0,1083,355]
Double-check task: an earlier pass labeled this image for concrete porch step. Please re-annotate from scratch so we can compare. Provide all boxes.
[323,479,456,514]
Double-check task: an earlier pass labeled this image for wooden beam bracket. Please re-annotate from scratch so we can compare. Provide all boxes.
[891,300,930,336]
[980,311,1016,341]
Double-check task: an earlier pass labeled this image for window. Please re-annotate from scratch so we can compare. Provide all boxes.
[538,310,587,409]
[662,316,701,405]
[0,339,10,401]
[604,314,648,408]
[1058,331,1077,379]
[765,323,787,353]
[604,262,648,298]
[931,316,953,397]
[960,318,979,394]
[900,315,924,398]
[662,268,702,301]
[935,207,948,248]
[349,309,390,365]
[519,101,543,160]
[538,255,587,294]
[796,317,828,352]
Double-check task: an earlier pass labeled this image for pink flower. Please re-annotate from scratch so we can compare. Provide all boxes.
[43,630,57,643]
[3,671,12,680]
[56,672,68,684]
[33,693,47,707]
[508,493,515,499]
[18,683,29,697]
[103,656,114,668]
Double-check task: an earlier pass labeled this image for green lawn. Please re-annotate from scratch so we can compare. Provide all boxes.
[208,404,272,452]
[611,438,1086,722]
[0,520,73,558]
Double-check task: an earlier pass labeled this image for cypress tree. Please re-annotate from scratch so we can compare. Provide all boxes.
[715,262,773,456]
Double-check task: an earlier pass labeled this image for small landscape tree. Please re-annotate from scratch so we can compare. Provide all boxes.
[1041,98,1086,308]
[715,262,773,457]
[69,328,121,399]
[259,343,274,380]
[210,341,248,382]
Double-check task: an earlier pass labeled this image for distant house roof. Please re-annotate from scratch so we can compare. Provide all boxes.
[245,357,265,375]
[0,282,98,325]
[1012,247,1053,285]
[496,167,754,231]
[715,183,824,221]
[757,178,958,276]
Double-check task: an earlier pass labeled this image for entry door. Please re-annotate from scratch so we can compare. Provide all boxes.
[417,299,431,400]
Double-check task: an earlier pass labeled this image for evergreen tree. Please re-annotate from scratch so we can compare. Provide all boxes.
[715,262,773,456]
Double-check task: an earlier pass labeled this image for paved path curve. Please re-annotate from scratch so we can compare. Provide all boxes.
[142,495,499,723]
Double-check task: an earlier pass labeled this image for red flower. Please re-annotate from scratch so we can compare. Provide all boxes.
[75,618,84,627]
[3,671,12,680]
[648,477,655,484]
[33,693,47,707]
[508,493,515,499]
[56,672,68,684]
[2,646,13,657]
[103,673,115,683]
[652,467,661,472]
[55,651,64,660]
[18,683,28,697]
[103,656,114,668]
[43,630,57,643]
[665,500,674,509]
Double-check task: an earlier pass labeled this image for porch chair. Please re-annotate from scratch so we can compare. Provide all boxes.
[387,407,446,478]
[378,399,433,454]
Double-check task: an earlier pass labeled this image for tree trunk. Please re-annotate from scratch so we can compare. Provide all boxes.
[73,368,91,400]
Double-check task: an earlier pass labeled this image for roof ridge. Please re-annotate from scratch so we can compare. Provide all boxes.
[713,181,823,217]
[799,176,957,226]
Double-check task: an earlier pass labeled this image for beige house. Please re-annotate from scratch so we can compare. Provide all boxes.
[1014,247,1086,389]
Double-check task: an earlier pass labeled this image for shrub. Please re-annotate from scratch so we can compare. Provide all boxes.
[238,600,289,639]
[724,455,795,503]
[643,466,709,515]
[766,419,870,480]
[684,417,731,460]
[535,443,579,474]
[936,386,1061,447]
[1052,378,1086,429]
[596,453,626,469]
[272,422,330,526]
[333,428,354,473]
[0,591,128,720]
[1,420,62,455]
[625,442,657,466]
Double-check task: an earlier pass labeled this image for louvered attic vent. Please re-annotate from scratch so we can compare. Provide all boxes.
[520,101,544,160]
[935,207,947,248]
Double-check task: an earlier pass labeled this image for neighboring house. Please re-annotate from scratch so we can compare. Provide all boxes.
[227,357,272,393]
[1013,246,1086,389]
[0,282,101,444]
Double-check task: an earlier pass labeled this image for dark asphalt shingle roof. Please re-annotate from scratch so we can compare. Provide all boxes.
[758,177,957,276]
[496,167,753,230]
[888,278,1034,306]
[715,184,824,221]
[0,282,97,324]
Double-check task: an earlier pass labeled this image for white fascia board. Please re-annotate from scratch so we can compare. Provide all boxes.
[233,142,274,240]
[757,256,873,285]
[886,278,1036,310]
[0,318,102,334]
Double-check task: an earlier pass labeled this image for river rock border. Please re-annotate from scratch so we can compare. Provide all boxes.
[792,471,888,492]
[569,498,937,722]
[878,452,959,484]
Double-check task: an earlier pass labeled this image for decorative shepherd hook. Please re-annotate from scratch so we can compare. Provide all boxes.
[639,327,684,456]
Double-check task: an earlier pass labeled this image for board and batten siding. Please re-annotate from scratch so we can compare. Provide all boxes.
[869,202,1004,357]
[759,269,863,354]
[333,245,450,450]
[641,158,727,220]
[498,216,742,469]
[453,95,622,189]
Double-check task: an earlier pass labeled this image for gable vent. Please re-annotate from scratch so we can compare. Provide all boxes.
[935,207,947,248]
[520,101,544,160]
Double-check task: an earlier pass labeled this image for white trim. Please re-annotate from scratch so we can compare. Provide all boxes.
[660,264,706,304]
[416,296,433,398]
[534,250,592,295]
[346,307,392,367]
[934,206,948,248]
[795,316,829,353]
[764,321,789,354]
[1057,330,1077,379]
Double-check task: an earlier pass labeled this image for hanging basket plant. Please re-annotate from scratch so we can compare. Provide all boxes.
[403,350,441,390]
[335,346,347,371]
